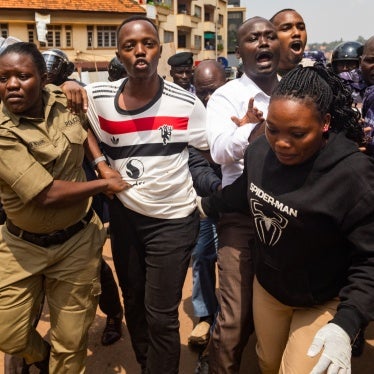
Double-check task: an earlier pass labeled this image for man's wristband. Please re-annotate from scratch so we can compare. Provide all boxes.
[92,155,107,168]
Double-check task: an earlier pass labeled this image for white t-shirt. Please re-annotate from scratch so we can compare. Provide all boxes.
[86,77,208,219]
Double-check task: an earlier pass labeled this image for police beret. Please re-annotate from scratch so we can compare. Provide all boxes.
[167,52,193,67]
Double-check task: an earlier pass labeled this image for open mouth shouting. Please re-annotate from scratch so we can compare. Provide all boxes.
[256,51,274,67]
[290,40,303,54]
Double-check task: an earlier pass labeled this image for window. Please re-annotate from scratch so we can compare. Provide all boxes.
[205,12,212,22]
[46,25,62,47]
[87,26,94,47]
[178,5,187,14]
[194,35,202,50]
[178,34,187,49]
[194,6,202,18]
[160,0,172,8]
[204,32,215,50]
[0,24,8,38]
[164,31,174,44]
[65,26,72,47]
[218,14,224,27]
[228,11,244,53]
[38,25,72,48]
[27,25,35,43]
[86,25,117,48]
[97,26,117,48]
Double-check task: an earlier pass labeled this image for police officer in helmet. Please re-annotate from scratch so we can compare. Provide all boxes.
[42,49,75,85]
[331,41,364,74]
[108,56,127,82]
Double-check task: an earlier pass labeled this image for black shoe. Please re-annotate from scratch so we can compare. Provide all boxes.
[34,358,49,374]
[21,360,31,374]
[195,353,209,374]
[34,343,51,374]
[101,316,122,346]
[352,329,365,357]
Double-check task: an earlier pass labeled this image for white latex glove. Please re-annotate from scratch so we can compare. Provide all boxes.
[307,323,351,374]
[196,196,207,218]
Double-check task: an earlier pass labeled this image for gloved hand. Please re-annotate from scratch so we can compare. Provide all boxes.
[196,196,207,218]
[307,323,351,374]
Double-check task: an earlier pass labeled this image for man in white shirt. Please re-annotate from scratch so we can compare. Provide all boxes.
[205,16,280,373]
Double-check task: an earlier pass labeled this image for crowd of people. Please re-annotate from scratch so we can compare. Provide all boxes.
[0,9,374,374]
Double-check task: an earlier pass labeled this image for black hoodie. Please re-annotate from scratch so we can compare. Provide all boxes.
[202,132,374,341]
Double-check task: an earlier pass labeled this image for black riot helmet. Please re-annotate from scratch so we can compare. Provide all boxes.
[42,49,75,85]
[331,41,363,74]
[108,57,127,81]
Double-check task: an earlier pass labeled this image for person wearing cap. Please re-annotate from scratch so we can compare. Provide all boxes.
[168,51,195,93]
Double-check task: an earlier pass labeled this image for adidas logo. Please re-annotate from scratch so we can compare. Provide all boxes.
[111,136,119,145]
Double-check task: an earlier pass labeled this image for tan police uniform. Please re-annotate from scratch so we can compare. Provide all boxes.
[0,87,106,373]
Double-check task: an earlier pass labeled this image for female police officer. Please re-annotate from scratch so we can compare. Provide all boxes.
[0,42,128,373]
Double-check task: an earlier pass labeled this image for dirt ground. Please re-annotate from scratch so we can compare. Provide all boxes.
[1,238,373,373]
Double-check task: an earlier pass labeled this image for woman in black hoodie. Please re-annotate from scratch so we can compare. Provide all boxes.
[201,63,374,374]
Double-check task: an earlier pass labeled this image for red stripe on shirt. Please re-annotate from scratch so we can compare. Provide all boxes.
[98,116,189,135]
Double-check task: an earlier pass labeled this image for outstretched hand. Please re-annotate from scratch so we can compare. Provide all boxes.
[231,97,265,127]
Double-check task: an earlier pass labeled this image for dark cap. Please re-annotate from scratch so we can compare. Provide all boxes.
[167,52,193,67]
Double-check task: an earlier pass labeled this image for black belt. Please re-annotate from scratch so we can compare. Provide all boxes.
[6,209,94,248]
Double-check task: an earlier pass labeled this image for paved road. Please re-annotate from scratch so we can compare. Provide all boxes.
[1,239,373,373]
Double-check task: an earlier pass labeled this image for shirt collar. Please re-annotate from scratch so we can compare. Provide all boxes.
[240,73,271,99]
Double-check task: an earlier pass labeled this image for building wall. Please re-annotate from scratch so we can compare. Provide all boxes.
[1,0,231,82]
[143,0,228,65]
[0,10,137,66]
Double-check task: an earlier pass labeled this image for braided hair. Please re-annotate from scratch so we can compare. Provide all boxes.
[271,63,363,145]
